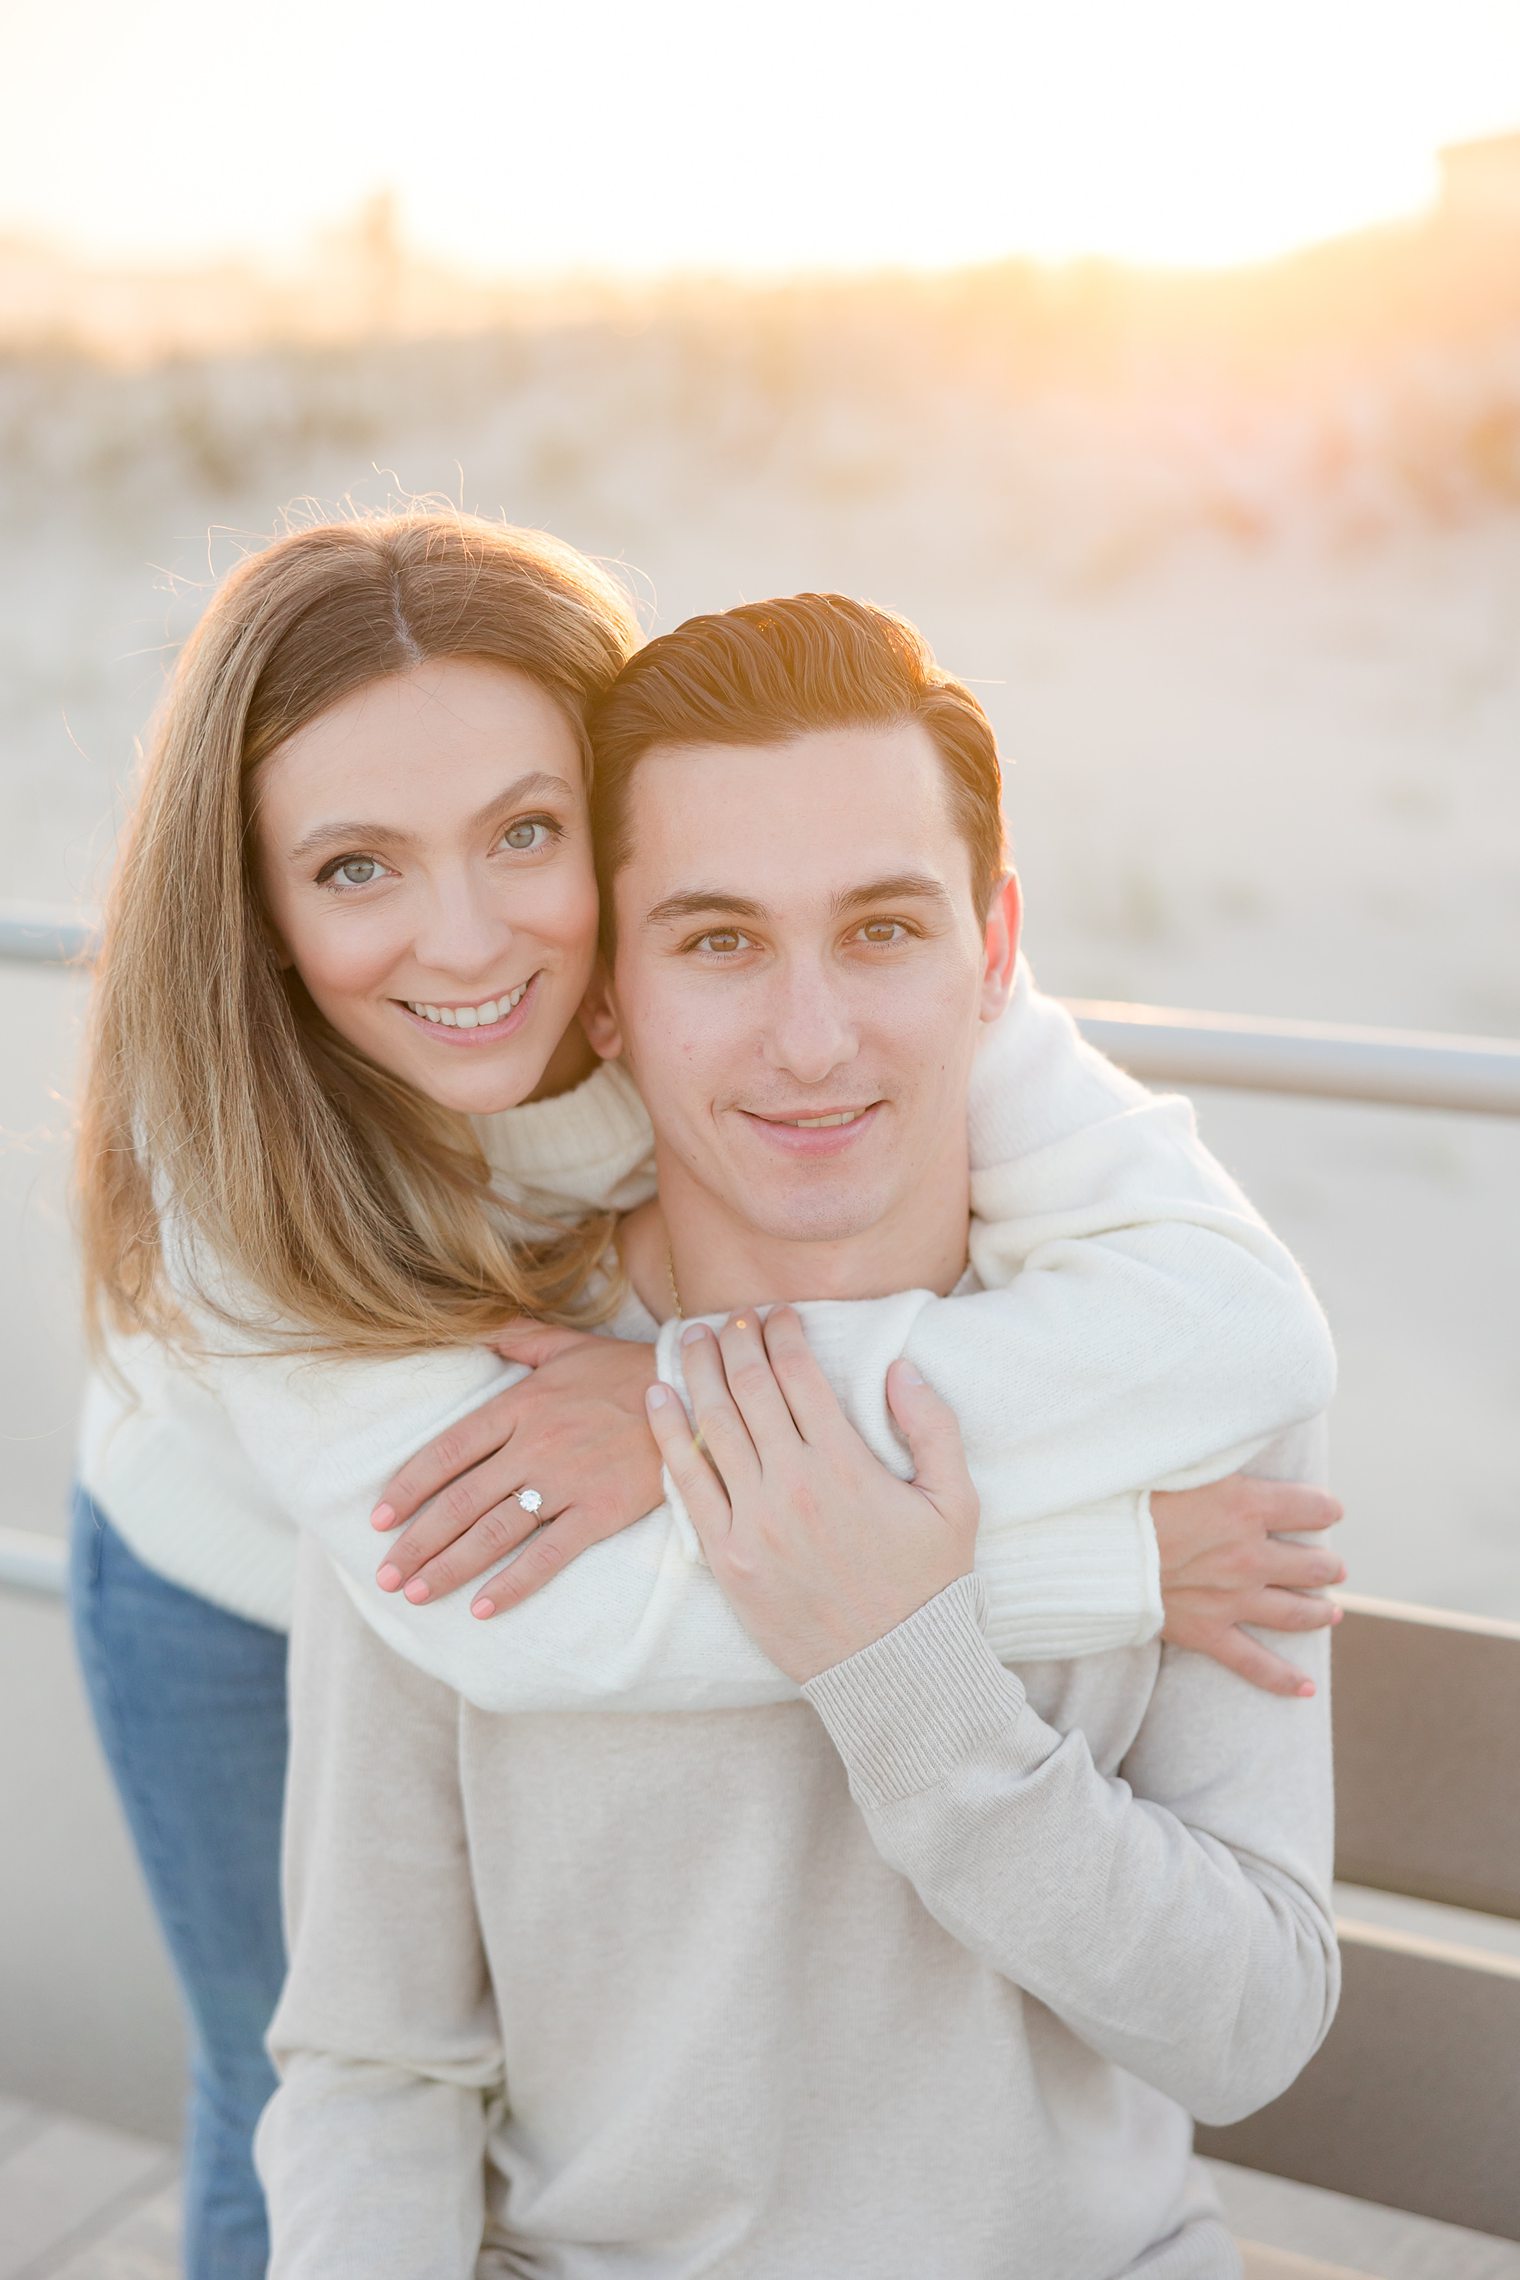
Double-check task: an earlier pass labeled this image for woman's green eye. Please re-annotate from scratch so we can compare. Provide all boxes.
[502,818,555,852]
[334,857,382,888]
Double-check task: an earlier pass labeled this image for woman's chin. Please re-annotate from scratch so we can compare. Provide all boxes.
[416,1055,552,1117]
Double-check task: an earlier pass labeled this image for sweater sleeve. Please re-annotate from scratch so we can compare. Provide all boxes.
[255,1540,499,2279]
[803,1419,1340,2125]
[894,955,1335,1650]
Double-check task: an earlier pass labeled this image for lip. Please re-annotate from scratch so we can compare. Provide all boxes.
[394,970,543,1047]
[738,1101,884,1156]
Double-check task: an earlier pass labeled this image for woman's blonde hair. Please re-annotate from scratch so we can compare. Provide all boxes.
[79,510,641,1359]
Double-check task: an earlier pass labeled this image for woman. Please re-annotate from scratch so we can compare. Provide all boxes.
[71,510,1339,2278]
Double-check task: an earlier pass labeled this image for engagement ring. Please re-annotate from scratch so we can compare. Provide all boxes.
[515,1488,545,1517]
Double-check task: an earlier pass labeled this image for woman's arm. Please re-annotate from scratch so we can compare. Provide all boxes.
[370,958,1337,1677]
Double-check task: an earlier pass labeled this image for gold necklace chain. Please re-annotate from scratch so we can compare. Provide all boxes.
[666,1245,684,1321]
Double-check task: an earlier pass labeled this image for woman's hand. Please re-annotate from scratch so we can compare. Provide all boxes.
[370,1324,662,1618]
[1153,1478,1345,1698]
[644,1306,979,1684]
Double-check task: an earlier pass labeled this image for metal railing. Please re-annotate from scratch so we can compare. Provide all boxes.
[3,903,1518,1602]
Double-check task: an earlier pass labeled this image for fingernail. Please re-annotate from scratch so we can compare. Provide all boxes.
[403,1578,430,1604]
[899,1363,925,1387]
[680,1322,710,1347]
[370,1503,395,1530]
[376,1564,401,1592]
[1335,1565,1348,1582]
[646,1385,669,1410]
[1330,1606,1344,1624]
[470,1597,495,1620]
[1297,1679,1316,1698]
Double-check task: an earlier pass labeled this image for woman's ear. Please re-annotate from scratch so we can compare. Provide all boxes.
[579,958,624,1061]
[978,872,1022,1024]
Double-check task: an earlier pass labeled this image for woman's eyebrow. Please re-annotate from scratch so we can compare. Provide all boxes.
[284,771,573,864]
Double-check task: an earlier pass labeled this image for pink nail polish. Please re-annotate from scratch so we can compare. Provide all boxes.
[370,1503,396,1530]
[1298,1679,1316,1698]
[1330,1606,1344,1624]
[376,1565,401,1591]
[471,1597,494,1620]
[403,1578,430,1604]
[646,1385,669,1409]
[680,1322,709,1347]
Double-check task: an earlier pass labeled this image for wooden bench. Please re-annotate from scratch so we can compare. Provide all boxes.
[1198,1594,1520,2276]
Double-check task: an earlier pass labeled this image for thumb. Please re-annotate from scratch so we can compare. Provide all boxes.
[483,1319,587,1366]
[885,1361,977,1528]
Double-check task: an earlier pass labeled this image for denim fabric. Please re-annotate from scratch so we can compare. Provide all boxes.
[69,1486,288,2280]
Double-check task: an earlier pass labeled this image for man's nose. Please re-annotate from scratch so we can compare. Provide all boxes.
[761,965,859,1087]
[410,877,512,981]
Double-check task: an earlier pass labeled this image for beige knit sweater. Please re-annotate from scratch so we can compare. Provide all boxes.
[256,1328,1337,2280]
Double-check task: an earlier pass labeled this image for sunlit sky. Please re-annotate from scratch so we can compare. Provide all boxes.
[6,0,1519,274]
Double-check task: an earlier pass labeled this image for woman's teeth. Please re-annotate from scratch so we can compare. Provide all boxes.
[406,982,529,1028]
[785,1109,866,1128]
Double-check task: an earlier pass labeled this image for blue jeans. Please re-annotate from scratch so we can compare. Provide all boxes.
[68,1487,288,2280]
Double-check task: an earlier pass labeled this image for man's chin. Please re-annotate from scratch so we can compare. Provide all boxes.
[733,1190,893,1249]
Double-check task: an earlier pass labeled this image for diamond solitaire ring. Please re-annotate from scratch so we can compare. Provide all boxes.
[514,1488,545,1518]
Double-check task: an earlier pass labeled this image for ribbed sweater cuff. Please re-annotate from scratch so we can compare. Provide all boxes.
[803,1575,1032,1809]
[978,1495,1162,1662]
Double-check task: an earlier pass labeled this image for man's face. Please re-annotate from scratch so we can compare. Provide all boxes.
[590,722,1018,1261]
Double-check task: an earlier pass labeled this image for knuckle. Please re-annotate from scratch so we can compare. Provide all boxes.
[441,1480,483,1529]
[429,1428,469,1477]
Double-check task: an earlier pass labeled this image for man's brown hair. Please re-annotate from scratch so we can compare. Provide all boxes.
[588,594,1008,938]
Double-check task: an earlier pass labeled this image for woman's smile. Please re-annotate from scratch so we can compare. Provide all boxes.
[395,971,542,1043]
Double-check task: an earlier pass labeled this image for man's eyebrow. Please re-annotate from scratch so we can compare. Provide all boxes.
[643,889,771,928]
[831,872,954,914]
[284,771,572,864]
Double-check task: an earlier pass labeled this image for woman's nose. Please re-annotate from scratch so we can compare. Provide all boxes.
[410,880,511,981]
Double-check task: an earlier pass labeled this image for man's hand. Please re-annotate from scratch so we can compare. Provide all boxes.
[644,1306,978,1684]
[370,1325,662,1619]
[1153,1478,1345,1698]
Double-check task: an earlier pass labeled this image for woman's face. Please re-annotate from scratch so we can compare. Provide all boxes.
[255,657,601,1118]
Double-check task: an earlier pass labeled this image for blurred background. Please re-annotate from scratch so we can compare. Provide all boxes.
[2,0,1517,2185]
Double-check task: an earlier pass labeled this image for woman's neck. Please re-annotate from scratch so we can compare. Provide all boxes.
[525,1017,600,1104]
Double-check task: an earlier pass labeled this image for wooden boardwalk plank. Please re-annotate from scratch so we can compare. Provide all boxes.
[0,2115,174,2280]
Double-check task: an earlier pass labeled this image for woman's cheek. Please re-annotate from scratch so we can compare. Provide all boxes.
[299,908,408,1007]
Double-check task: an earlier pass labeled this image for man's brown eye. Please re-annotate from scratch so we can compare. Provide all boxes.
[705,932,741,954]
[862,922,903,943]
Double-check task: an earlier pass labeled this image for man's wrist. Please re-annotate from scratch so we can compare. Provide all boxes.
[803,1575,1035,1810]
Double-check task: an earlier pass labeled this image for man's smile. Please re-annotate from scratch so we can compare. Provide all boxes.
[737,1101,885,1153]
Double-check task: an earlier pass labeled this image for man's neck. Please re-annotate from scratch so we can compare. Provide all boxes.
[622,1155,972,1323]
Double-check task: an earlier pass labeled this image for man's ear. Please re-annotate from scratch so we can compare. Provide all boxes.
[978,872,1022,1024]
[579,956,625,1061]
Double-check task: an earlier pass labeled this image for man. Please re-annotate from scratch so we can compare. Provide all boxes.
[258,596,1336,2277]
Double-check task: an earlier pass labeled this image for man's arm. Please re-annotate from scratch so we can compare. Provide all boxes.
[254,1540,500,2278]
[805,1555,1338,2120]
[650,1346,1339,2122]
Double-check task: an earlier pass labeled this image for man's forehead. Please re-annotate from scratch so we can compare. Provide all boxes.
[623,721,966,883]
